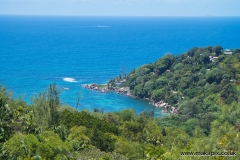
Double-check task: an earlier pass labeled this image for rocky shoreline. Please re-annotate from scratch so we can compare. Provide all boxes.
[81,83,179,114]
[148,100,179,114]
[81,83,132,95]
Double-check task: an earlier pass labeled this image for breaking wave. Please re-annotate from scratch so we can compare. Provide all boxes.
[63,77,77,82]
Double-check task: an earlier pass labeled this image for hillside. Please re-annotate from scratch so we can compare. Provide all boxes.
[110,46,240,113]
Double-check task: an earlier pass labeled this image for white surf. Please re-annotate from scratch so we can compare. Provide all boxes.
[63,77,77,82]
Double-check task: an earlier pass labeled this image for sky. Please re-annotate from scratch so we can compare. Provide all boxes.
[0,0,240,16]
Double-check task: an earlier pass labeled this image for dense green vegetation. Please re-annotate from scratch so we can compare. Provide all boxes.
[1,46,240,159]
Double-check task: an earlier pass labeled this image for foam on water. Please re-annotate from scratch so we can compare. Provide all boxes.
[63,78,77,83]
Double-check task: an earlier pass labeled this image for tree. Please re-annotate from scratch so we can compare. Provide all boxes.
[37,131,71,159]
[67,126,89,151]
[145,145,165,160]
[153,88,165,101]
[134,83,145,98]
[198,112,215,135]
[219,131,240,157]
[0,86,15,143]
[22,111,42,135]
[212,46,223,56]
[32,83,61,128]
[183,118,198,136]
[2,134,40,159]
[143,80,155,97]
[90,128,116,152]
[179,98,199,118]
[206,68,224,84]
[221,83,238,104]
[118,109,137,121]
[32,92,51,128]
[75,92,82,110]
[187,47,198,57]
[155,54,175,74]
[52,124,68,141]
[48,83,60,126]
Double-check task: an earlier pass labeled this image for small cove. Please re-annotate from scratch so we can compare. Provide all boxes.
[0,16,240,117]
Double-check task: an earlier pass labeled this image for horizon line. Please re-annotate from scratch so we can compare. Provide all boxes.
[1,14,240,17]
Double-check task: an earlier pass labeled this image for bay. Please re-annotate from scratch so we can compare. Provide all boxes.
[0,16,240,116]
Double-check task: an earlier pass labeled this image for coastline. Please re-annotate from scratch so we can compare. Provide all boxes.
[81,83,179,114]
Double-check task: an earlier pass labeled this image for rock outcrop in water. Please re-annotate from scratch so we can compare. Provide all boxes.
[82,83,131,95]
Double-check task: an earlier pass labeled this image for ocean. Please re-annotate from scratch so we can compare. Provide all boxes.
[0,16,240,116]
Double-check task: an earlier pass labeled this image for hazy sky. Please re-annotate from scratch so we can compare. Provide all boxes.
[0,0,240,16]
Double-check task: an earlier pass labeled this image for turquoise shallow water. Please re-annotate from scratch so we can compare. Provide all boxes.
[0,16,240,116]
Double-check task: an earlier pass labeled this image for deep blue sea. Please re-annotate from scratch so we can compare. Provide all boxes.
[0,16,240,116]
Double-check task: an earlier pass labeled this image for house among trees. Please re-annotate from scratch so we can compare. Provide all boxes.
[224,49,233,55]
[209,56,218,62]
